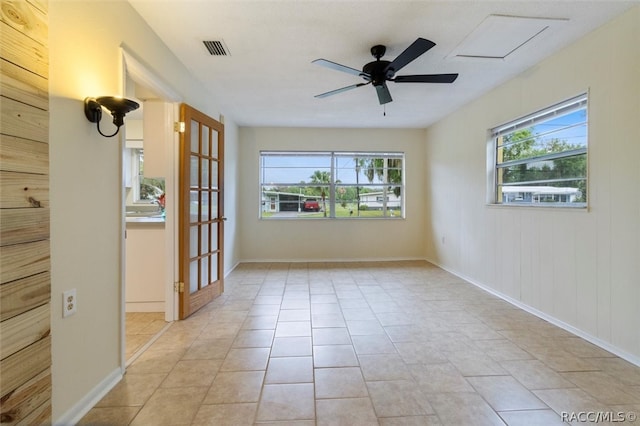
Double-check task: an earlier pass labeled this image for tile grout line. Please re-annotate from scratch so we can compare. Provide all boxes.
[126,321,174,368]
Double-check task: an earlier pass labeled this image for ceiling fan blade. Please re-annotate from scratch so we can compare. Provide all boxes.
[385,38,436,74]
[312,59,367,78]
[394,73,459,83]
[375,83,393,105]
[315,82,369,98]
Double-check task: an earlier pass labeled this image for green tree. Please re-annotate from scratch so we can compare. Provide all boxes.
[501,128,586,202]
[502,129,536,162]
[337,185,357,209]
[501,128,536,185]
[309,170,330,216]
[355,158,363,216]
[360,157,402,197]
[354,157,402,216]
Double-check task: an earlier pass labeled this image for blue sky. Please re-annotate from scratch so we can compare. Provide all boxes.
[533,109,587,149]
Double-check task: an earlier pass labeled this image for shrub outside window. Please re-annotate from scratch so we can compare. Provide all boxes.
[490,93,588,207]
[260,151,404,219]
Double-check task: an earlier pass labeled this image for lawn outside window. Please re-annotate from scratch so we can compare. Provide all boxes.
[260,151,404,219]
[489,93,588,208]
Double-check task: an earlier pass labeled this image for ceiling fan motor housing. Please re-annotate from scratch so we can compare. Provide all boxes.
[363,60,393,86]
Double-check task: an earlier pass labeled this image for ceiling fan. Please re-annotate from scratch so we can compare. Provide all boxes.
[312,38,458,105]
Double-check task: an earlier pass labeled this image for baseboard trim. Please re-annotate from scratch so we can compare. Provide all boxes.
[238,257,426,263]
[225,261,241,278]
[429,258,640,368]
[53,367,123,426]
[125,301,164,312]
[126,321,173,368]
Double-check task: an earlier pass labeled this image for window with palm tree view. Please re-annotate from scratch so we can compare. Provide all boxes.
[491,93,588,207]
[260,151,404,219]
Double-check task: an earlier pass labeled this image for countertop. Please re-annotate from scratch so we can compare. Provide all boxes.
[126,216,165,225]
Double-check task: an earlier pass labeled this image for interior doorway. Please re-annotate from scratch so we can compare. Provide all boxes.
[120,48,182,368]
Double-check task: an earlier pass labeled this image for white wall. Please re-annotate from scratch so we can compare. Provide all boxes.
[424,6,640,362]
[223,121,241,271]
[49,1,239,421]
[238,127,426,261]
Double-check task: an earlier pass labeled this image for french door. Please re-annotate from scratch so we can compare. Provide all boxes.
[178,104,224,319]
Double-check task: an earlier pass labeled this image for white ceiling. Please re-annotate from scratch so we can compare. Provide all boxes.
[128,1,636,129]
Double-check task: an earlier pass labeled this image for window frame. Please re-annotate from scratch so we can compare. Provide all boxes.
[259,150,405,220]
[488,93,588,208]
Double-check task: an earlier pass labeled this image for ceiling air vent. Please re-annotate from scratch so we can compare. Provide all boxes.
[203,40,229,56]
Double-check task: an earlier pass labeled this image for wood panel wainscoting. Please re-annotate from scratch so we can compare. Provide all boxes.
[0,0,51,424]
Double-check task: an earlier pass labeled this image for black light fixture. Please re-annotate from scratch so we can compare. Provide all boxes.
[84,96,140,138]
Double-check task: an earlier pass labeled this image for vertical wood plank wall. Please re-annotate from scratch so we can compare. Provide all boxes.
[0,0,51,424]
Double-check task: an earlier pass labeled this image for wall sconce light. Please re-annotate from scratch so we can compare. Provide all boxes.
[84,96,140,138]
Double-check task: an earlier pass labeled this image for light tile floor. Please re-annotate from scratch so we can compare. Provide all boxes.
[80,261,640,425]
[125,312,167,360]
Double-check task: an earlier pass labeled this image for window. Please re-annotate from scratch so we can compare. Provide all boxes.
[260,151,404,219]
[129,148,165,203]
[490,93,588,207]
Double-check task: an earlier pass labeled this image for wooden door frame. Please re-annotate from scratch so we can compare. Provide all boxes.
[119,48,182,370]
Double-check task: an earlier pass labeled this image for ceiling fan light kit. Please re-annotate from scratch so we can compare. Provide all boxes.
[313,37,459,105]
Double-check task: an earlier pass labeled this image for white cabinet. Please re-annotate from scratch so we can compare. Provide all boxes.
[125,223,165,312]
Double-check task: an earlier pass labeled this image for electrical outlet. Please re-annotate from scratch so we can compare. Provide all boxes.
[62,289,77,318]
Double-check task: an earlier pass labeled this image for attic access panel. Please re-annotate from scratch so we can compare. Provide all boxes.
[449,14,568,60]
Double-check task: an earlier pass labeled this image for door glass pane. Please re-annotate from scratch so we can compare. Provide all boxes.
[200,256,209,287]
[211,192,218,219]
[211,160,218,189]
[201,224,209,255]
[190,191,199,223]
[190,120,199,153]
[190,155,199,187]
[201,191,210,221]
[201,158,210,189]
[202,126,209,156]
[211,223,218,252]
[211,131,219,158]
[211,253,219,282]
[190,260,199,293]
[190,225,199,258]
